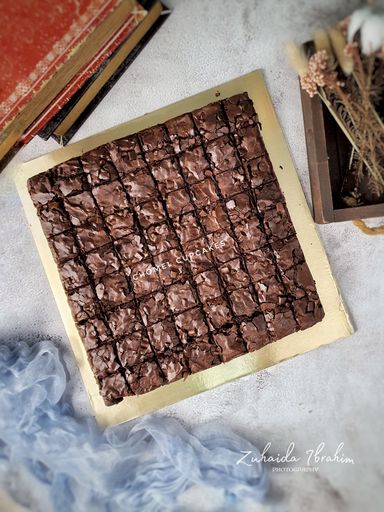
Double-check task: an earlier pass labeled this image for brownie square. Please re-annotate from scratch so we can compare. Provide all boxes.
[225,192,253,224]
[81,147,118,186]
[293,296,324,330]
[255,181,285,212]
[85,245,120,279]
[282,263,316,300]
[88,344,120,377]
[246,155,275,188]
[147,319,180,352]
[219,258,250,292]
[76,221,111,253]
[245,247,276,282]
[146,222,178,255]
[151,158,184,194]
[138,126,173,162]
[234,125,265,160]
[107,303,142,337]
[122,168,157,204]
[117,331,153,368]
[203,296,233,330]
[154,249,186,286]
[138,292,170,326]
[126,359,164,394]
[165,188,194,218]
[92,181,128,215]
[54,158,82,178]
[108,136,145,175]
[173,211,203,244]
[167,280,197,314]
[131,260,162,296]
[272,236,304,272]
[230,287,259,317]
[165,113,197,153]
[212,325,247,362]
[64,192,99,226]
[104,209,135,239]
[95,272,132,308]
[223,95,258,131]
[55,173,87,198]
[205,135,240,174]
[78,318,111,351]
[175,307,208,342]
[198,202,230,234]
[58,257,89,291]
[179,146,211,184]
[233,216,267,252]
[195,270,222,302]
[135,199,166,228]
[157,351,190,382]
[254,275,287,305]
[27,172,55,207]
[38,200,71,237]
[183,238,214,274]
[68,285,98,322]
[138,125,168,152]
[192,102,228,141]
[99,373,131,405]
[240,315,269,352]
[115,233,147,266]
[215,168,246,198]
[49,231,78,263]
[263,203,295,242]
[262,304,298,340]
[190,178,219,208]
[184,336,222,373]
[208,230,239,264]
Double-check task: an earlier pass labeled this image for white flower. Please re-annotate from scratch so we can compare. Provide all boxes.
[348,5,384,54]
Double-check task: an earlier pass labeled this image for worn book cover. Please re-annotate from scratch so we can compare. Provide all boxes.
[0,0,136,162]
[21,3,147,145]
[0,0,122,132]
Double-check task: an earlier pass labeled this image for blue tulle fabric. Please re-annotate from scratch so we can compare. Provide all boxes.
[0,341,267,511]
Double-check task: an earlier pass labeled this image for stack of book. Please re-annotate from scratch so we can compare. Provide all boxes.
[0,0,168,168]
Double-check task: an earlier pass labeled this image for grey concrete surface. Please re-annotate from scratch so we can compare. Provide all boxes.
[1,1,383,511]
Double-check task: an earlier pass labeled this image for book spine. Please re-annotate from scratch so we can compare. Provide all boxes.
[53,10,169,145]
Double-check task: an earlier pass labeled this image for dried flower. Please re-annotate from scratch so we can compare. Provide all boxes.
[329,28,354,75]
[300,74,317,97]
[286,41,309,77]
[300,50,340,97]
[286,10,384,201]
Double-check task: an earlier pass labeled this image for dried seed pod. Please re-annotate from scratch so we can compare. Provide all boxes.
[329,28,354,75]
[286,41,309,77]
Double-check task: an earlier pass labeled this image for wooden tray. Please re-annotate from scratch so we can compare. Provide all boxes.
[300,81,384,224]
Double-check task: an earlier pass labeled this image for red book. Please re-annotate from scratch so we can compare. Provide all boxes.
[0,0,130,133]
[21,5,146,144]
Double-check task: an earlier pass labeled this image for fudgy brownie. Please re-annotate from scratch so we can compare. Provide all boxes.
[28,93,324,405]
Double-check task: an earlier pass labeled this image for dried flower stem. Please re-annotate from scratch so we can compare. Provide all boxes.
[329,28,354,75]
[286,41,309,77]
[316,87,384,188]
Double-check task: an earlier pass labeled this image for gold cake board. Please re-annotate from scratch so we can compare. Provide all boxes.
[14,70,353,427]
